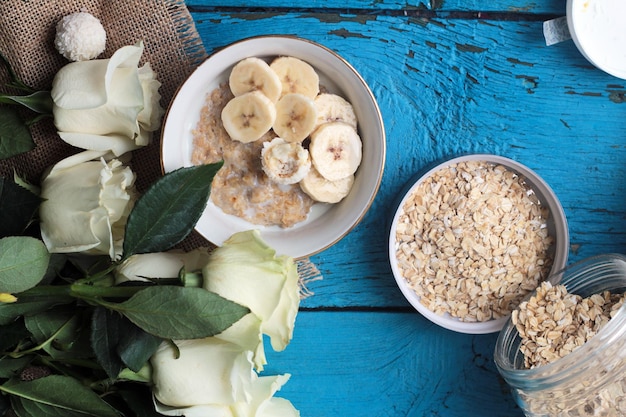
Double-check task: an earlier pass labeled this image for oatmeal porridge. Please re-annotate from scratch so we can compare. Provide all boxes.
[191,83,315,228]
[191,56,362,228]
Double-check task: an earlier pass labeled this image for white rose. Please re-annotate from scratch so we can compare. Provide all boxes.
[115,249,268,371]
[39,150,136,260]
[202,230,301,352]
[51,42,164,156]
[232,374,300,417]
[151,338,256,409]
[151,337,299,417]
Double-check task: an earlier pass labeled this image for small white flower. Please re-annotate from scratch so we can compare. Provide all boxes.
[54,12,107,62]
[39,150,136,260]
[51,42,164,156]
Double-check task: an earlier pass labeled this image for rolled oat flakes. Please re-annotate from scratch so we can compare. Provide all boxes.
[511,281,626,416]
[394,160,554,322]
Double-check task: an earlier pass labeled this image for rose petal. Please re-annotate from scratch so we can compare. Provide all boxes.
[51,59,108,109]
[231,374,299,417]
[202,230,300,351]
[214,313,266,372]
[151,338,256,408]
[58,132,141,157]
[137,62,164,131]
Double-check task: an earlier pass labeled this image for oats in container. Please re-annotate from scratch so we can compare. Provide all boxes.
[389,154,569,334]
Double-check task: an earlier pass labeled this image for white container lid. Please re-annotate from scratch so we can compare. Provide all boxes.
[567,0,626,79]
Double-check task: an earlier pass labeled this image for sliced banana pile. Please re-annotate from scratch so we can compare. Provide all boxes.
[221,55,362,204]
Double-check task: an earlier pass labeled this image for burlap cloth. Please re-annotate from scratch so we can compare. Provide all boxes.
[0,0,321,286]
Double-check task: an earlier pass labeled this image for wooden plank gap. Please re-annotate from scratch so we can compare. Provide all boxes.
[188,6,561,22]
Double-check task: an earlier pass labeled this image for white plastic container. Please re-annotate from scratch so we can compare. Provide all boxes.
[567,0,626,79]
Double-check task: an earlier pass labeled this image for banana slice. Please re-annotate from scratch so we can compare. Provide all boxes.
[221,91,276,143]
[314,93,358,130]
[273,93,318,143]
[270,56,319,99]
[309,122,362,181]
[229,57,282,103]
[300,166,354,204]
[261,137,311,185]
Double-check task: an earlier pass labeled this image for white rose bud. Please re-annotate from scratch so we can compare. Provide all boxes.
[39,150,136,260]
[114,249,212,284]
[51,42,164,156]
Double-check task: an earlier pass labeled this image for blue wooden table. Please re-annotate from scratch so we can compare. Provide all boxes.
[186,1,626,416]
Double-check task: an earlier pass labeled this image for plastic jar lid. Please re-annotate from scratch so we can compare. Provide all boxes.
[567,0,626,79]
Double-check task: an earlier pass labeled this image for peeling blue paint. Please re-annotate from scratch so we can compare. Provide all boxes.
[456,43,487,53]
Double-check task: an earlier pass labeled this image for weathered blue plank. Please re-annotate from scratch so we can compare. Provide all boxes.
[186,0,565,14]
[182,4,624,416]
[263,311,523,416]
[190,12,626,309]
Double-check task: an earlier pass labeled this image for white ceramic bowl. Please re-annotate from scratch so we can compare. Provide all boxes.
[567,0,626,79]
[161,36,385,259]
[388,154,569,334]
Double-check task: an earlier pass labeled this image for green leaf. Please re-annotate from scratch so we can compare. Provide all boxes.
[0,318,29,351]
[13,171,40,196]
[12,396,87,417]
[0,298,60,326]
[0,237,50,293]
[0,177,41,238]
[122,163,223,259]
[0,54,35,94]
[116,319,161,372]
[0,356,32,379]
[90,307,161,379]
[0,91,53,114]
[0,391,9,415]
[24,309,91,359]
[1,375,120,417]
[90,307,124,380]
[0,107,34,159]
[105,286,249,339]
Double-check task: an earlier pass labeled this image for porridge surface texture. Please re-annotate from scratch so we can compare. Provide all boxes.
[191,83,315,227]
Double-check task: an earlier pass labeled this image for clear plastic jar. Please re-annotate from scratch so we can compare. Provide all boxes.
[494,254,626,417]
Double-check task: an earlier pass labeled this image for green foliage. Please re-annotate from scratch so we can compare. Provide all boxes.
[106,286,250,339]
[0,164,245,416]
[0,176,41,238]
[0,237,50,293]
[0,108,35,159]
[2,376,120,417]
[123,162,223,258]
[0,54,52,159]
[90,307,162,379]
[0,90,53,114]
